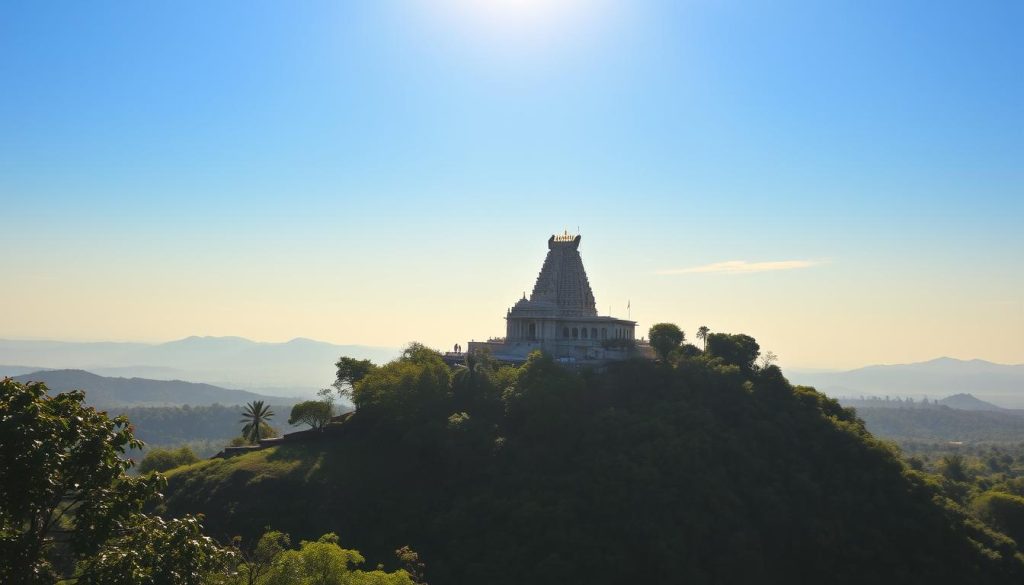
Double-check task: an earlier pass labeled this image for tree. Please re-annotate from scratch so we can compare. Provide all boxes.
[705,333,761,372]
[973,491,1024,545]
[648,323,684,362]
[352,343,451,421]
[288,400,334,431]
[258,532,415,585]
[396,545,428,585]
[234,529,290,585]
[240,400,275,444]
[334,357,377,401]
[139,446,200,474]
[696,326,710,351]
[72,514,233,585]
[0,379,161,582]
[0,378,232,583]
[759,350,779,370]
[940,454,969,482]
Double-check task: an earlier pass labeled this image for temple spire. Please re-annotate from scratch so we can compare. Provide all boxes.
[529,232,597,316]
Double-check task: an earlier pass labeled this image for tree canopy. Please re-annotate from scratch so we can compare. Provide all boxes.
[0,378,233,583]
[351,343,451,422]
[162,340,1024,585]
[334,357,378,401]
[289,400,334,431]
[241,401,276,443]
[139,445,200,474]
[705,332,761,371]
[648,323,684,361]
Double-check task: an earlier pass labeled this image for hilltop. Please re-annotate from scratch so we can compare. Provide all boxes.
[939,393,1005,411]
[161,342,1024,585]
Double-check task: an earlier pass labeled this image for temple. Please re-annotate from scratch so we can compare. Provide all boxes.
[467,232,643,365]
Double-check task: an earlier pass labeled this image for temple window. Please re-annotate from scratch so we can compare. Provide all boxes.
[529,322,536,339]
[601,328,607,339]
[591,328,597,339]
[572,327,579,338]
[582,328,588,339]
[563,327,570,338]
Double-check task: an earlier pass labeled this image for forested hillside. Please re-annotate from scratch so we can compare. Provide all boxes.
[120,403,307,458]
[161,340,1024,585]
[855,406,1024,442]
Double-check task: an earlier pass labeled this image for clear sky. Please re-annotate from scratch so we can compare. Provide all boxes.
[1,0,1021,370]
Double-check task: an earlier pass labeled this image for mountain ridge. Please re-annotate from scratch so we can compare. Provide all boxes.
[790,356,1024,407]
[12,368,293,408]
[0,336,400,395]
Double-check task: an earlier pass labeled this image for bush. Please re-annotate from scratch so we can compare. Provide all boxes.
[973,491,1024,544]
[139,446,200,473]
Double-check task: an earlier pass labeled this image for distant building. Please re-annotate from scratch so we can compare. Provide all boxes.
[466,232,648,365]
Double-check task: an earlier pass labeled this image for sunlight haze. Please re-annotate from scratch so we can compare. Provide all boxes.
[1,1,1021,370]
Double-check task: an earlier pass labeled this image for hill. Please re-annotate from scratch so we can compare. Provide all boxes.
[118,403,303,459]
[12,369,291,408]
[0,365,53,377]
[939,393,1005,411]
[791,357,1024,407]
[161,345,1024,584]
[0,336,399,396]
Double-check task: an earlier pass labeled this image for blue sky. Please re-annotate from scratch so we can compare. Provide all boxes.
[1,0,1021,369]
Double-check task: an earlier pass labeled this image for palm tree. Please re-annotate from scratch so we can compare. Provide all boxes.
[697,326,710,352]
[240,400,275,444]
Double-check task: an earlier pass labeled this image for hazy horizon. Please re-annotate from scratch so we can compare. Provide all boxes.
[2,334,1022,374]
[2,1,1021,370]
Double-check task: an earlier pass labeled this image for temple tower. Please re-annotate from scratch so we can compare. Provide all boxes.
[529,234,597,317]
[467,232,641,365]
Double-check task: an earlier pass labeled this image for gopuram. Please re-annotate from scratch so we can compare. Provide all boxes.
[466,232,647,365]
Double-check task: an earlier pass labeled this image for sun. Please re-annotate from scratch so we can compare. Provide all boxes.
[414,0,615,56]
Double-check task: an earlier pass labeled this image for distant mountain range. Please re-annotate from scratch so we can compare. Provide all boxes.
[790,357,1024,408]
[12,369,292,409]
[0,336,399,397]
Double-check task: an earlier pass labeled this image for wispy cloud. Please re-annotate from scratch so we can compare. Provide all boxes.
[656,259,826,275]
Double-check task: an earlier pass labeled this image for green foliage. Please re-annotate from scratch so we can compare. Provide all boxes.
[288,401,334,431]
[0,378,162,582]
[163,340,1024,584]
[647,322,684,361]
[675,343,702,359]
[974,492,1024,545]
[235,529,291,585]
[351,343,451,422]
[941,454,970,482]
[139,446,201,474]
[334,357,378,401]
[705,332,761,371]
[117,403,294,446]
[247,531,414,585]
[72,514,234,585]
[241,401,276,443]
[0,378,233,583]
[696,325,710,351]
[847,403,1024,442]
[228,436,252,448]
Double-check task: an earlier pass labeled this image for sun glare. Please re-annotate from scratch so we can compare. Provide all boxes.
[415,0,615,57]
